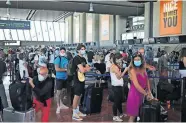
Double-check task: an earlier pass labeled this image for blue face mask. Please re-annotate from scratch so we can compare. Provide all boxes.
[134,60,142,67]
[123,63,127,68]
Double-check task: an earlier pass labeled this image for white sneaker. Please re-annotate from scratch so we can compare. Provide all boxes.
[72,112,83,121]
[77,111,86,117]
[119,114,124,119]
[137,117,140,121]
[60,104,69,109]
[56,107,61,114]
[113,116,123,122]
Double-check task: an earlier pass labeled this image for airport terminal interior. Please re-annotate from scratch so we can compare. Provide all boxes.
[0,0,186,122]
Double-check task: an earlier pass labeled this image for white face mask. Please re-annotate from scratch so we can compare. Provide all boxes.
[80,50,86,55]
[38,74,47,81]
[60,53,66,56]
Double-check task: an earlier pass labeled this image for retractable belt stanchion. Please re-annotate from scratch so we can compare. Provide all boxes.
[181,77,186,122]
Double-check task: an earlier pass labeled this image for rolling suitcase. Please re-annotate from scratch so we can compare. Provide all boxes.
[3,107,35,122]
[140,99,161,122]
[82,79,103,115]
[0,97,2,122]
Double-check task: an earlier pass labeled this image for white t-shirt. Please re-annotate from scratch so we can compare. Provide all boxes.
[49,54,55,64]
[38,54,47,67]
[19,60,29,79]
[105,53,110,63]
[106,60,112,72]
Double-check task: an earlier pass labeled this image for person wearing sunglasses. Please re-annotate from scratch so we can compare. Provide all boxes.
[126,53,152,122]
[29,67,54,122]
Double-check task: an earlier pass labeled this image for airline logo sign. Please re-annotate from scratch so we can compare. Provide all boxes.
[160,0,182,36]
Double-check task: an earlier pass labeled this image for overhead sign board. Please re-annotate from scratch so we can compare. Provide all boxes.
[0,20,30,30]
[169,36,179,43]
[126,24,144,32]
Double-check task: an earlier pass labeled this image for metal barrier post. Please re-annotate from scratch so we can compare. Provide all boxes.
[181,77,186,122]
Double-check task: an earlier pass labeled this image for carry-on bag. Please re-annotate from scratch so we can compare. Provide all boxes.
[9,71,33,112]
[0,97,2,122]
[140,99,161,122]
[3,107,35,122]
[81,78,103,115]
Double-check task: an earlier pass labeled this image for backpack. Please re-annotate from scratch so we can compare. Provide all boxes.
[9,75,33,111]
[67,59,74,76]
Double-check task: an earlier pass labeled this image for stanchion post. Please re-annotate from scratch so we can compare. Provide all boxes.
[181,77,186,122]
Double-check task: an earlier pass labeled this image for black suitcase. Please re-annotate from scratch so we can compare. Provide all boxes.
[140,100,161,122]
[81,81,103,114]
[9,78,33,112]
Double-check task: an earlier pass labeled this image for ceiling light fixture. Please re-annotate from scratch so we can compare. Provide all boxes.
[89,3,94,12]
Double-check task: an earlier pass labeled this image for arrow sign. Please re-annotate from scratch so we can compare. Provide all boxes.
[0,20,30,30]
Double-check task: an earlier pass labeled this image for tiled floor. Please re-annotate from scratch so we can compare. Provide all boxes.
[3,76,181,122]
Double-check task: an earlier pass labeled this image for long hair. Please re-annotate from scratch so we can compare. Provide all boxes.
[180,48,186,59]
[179,48,186,67]
[129,52,145,70]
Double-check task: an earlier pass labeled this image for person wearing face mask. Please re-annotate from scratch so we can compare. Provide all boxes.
[29,67,54,122]
[138,48,156,71]
[38,48,48,68]
[54,47,69,114]
[72,44,90,121]
[110,53,127,122]
[126,53,152,122]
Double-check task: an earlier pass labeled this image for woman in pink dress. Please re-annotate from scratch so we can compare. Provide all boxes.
[126,53,152,122]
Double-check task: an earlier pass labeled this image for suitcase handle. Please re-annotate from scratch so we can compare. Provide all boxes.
[95,78,101,88]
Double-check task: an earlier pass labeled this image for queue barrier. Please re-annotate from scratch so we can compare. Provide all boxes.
[85,73,182,80]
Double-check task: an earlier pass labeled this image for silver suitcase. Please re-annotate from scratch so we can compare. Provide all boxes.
[3,107,35,122]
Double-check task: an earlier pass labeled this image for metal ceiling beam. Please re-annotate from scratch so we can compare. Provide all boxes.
[0,1,144,17]
[26,10,33,20]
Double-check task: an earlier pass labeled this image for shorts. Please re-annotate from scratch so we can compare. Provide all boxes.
[74,80,85,96]
[56,79,67,90]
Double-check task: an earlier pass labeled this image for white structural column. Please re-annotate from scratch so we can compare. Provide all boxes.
[144,2,151,38]
[115,15,127,40]
[79,13,86,43]
[92,14,100,47]
[68,15,73,44]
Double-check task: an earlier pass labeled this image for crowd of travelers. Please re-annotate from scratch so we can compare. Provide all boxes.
[0,44,182,122]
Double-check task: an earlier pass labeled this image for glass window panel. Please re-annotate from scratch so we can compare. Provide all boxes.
[53,22,61,42]
[41,21,49,41]
[133,22,144,26]
[35,21,43,41]
[4,29,12,40]
[24,30,31,41]
[17,30,25,41]
[122,33,127,40]
[60,22,65,42]
[30,21,37,41]
[137,32,144,39]
[0,29,5,40]
[11,30,18,40]
[126,33,133,39]
[65,21,68,43]
[133,16,144,23]
[47,22,55,41]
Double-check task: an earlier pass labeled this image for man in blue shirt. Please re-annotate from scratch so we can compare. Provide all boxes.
[54,47,69,114]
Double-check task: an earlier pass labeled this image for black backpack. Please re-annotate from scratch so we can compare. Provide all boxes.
[9,72,33,111]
